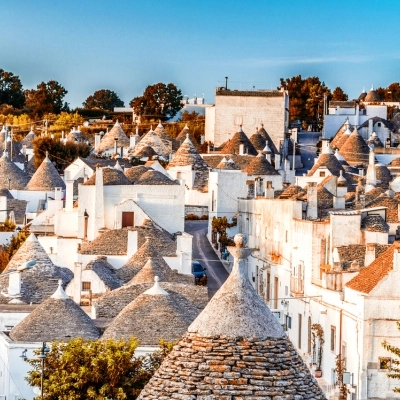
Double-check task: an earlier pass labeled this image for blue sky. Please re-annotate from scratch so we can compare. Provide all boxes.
[1,0,399,108]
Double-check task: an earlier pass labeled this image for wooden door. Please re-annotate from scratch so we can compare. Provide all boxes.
[122,212,134,228]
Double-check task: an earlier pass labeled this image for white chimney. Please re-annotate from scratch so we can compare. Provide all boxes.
[306,182,318,219]
[265,181,275,199]
[0,196,7,223]
[73,262,82,305]
[321,139,332,154]
[275,154,281,170]
[127,228,138,258]
[364,244,376,267]
[65,172,74,212]
[239,142,244,155]
[368,119,373,136]
[95,133,101,149]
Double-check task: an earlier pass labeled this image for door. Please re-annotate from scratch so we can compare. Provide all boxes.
[122,212,134,228]
[274,277,279,309]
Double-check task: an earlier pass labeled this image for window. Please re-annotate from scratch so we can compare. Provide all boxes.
[319,171,326,177]
[379,357,391,370]
[331,326,336,352]
[274,277,279,309]
[122,212,134,228]
[82,281,91,291]
[286,315,292,329]
[377,122,381,127]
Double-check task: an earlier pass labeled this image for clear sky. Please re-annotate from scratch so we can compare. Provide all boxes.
[1,0,399,108]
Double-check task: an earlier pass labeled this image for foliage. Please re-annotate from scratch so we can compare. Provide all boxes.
[331,87,348,101]
[334,355,349,398]
[0,69,25,109]
[0,229,30,273]
[382,321,400,392]
[279,75,331,127]
[25,80,68,117]
[49,112,85,133]
[32,136,90,171]
[180,110,204,122]
[25,337,174,400]
[376,82,400,102]
[130,83,183,121]
[311,323,325,370]
[0,218,16,232]
[83,89,124,111]
[211,216,236,246]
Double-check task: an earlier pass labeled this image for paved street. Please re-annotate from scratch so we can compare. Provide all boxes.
[296,131,321,176]
[185,220,229,298]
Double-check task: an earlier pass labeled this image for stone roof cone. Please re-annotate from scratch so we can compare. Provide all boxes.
[258,123,279,154]
[0,233,73,303]
[96,121,130,153]
[0,153,31,190]
[128,257,169,284]
[25,152,66,191]
[132,128,171,158]
[175,124,201,150]
[339,127,370,166]
[10,280,99,342]
[138,234,325,399]
[221,126,258,156]
[116,237,174,283]
[20,126,36,148]
[243,152,279,176]
[249,129,266,151]
[102,276,197,344]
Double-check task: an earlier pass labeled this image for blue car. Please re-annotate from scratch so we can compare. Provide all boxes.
[192,261,207,282]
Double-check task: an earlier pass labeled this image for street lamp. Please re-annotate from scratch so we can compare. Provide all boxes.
[21,342,50,400]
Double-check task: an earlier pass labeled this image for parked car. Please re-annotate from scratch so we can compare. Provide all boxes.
[192,261,207,283]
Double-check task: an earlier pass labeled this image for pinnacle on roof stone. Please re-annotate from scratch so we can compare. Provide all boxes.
[25,152,66,191]
[143,275,169,295]
[114,160,124,171]
[10,281,99,342]
[138,233,325,398]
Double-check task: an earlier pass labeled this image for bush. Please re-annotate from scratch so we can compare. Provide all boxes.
[185,214,200,220]
[200,214,208,220]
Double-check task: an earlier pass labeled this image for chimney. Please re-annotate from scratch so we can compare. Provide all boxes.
[368,119,373,136]
[0,196,7,223]
[321,139,332,155]
[246,180,255,199]
[239,141,244,155]
[334,171,347,209]
[274,154,281,170]
[364,244,376,267]
[54,187,62,201]
[114,138,119,155]
[127,228,138,258]
[8,271,23,297]
[94,133,100,149]
[65,171,74,212]
[365,150,376,190]
[265,181,275,199]
[73,262,82,305]
[225,76,228,90]
[306,182,318,219]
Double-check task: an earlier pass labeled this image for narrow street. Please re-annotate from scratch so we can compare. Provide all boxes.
[296,131,321,176]
[184,220,229,298]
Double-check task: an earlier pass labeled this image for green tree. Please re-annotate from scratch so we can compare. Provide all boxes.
[130,83,183,121]
[279,75,331,128]
[376,82,400,102]
[382,321,400,392]
[25,80,68,117]
[25,337,174,400]
[83,89,124,111]
[33,136,90,171]
[0,69,25,109]
[331,86,348,101]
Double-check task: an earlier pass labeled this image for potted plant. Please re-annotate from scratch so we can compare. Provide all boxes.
[311,323,324,378]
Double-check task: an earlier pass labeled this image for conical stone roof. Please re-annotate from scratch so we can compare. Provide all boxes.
[364,87,381,103]
[339,128,370,166]
[216,156,240,170]
[307,152,345,176]
[0,234,73,303]
[25,153,66,191]
[124,165,150,183]
[102,277,197,344]
[116,238,175,283]
[96,121,130,153]
[138,234,325,399]
[132,129,171,158]
[249,130,266,151]
[221,127,258,156]
[20,127,36,148]
[84,167,132,186]
[129,257,169,284]
[176,126,201,151]
[258,124,279,154]
[10,281,99,342]
[135,169,178,185]
[243,152,279,176]
[0,153,31,190]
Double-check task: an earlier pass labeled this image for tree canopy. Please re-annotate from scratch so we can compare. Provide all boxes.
[0,68,25,109]
[279,75,331,127]
[33,136,90,171]
[130,83,183,121]
[83,89,124,111]
[331,86,348,101]
[25,80,68,117]
[25,337,174,400]
[376,82,400,102]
